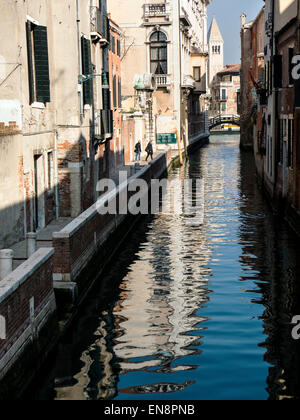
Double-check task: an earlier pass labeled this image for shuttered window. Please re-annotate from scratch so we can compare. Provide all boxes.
[289,48,294,86]
[118,77,122,108]
[102,72,111,110]
[117,39,121,57]
[273,55,282,89]
[81,36,92,105]
[113,75,117,108]
[26,22,51,104]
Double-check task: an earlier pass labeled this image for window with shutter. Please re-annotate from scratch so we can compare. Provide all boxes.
[26,21,51,104]
[113,75,117,108]
[118,77,122,108]
[81,36,92,105]
[289,48,294,86]
[33,26,51,103]
[273,55,282,89]
[102,72,111,110]
[112,36,115,54]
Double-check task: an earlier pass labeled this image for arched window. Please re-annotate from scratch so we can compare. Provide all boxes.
[150,31,168,75]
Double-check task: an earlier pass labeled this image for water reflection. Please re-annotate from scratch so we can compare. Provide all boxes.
[29,134,300,400]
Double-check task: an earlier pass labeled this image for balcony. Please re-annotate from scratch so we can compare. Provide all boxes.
[94,109,113,143]
[182,75,196,90]
[154,74,171,88]
[144,3,169,21]
[90,7,109,44]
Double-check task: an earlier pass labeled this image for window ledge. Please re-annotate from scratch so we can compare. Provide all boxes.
[31,102,45,109]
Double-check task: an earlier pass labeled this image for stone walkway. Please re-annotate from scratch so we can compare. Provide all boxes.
[109,152,161,186]
[11,218,73,269]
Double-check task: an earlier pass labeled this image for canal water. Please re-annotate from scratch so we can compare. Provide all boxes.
[31,134,300,400]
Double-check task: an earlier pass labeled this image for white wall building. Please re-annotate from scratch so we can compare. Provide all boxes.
[107,0,211,151]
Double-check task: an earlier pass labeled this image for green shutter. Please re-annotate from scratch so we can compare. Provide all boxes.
[102,72,111,110]
[26,22,35,104]
[81,36,92,105]
[33,26,51,103]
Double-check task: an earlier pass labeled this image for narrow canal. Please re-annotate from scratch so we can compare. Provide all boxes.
[31,134,300,400]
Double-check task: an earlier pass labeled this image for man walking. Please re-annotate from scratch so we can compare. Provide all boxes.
[134,141,142,161]
[145,141,154,162]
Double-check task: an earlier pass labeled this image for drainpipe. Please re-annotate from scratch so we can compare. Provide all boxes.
[77,0,84,119]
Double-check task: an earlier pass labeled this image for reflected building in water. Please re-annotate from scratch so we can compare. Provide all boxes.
[113,161,213,384]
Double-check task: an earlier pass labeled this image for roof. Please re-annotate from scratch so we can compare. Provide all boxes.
[208,18,224,42]
[217,64,241,76]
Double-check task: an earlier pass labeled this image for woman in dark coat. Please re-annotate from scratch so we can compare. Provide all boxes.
[145,141,154,161]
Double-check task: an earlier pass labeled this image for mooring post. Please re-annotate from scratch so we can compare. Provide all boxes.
[26,232,37,258]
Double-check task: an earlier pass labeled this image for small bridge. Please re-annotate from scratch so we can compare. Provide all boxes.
[209,114,240,130]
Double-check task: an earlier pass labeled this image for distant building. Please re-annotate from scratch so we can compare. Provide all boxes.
[240,9,265,150]
[208,17,224,88]
[107,0,210,153]
[210,64,241,120]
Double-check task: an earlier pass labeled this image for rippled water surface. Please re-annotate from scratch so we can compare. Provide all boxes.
[32,135,300,400]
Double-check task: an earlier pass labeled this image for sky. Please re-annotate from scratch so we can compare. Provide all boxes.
[207,0,265,65]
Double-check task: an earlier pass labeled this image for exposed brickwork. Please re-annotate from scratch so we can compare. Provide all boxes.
[109,16,127,174]
[0,122,21,136]
[0,251,54,359]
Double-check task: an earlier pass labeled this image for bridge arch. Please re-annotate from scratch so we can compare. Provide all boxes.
[209,114,240,130]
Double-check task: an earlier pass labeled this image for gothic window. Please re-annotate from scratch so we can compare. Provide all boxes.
[150,31,168,75]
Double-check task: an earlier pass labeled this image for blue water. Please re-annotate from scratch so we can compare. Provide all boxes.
[32,135,300,400]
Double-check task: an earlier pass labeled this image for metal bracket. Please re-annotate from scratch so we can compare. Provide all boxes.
[78,74,103,84]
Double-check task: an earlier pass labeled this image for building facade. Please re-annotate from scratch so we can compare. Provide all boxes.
[240,8,265,150]
[210,64,241,120]
[107,0,210,152]
[241,0,300,236]
[208,17,224,88]
[0,0,114,248]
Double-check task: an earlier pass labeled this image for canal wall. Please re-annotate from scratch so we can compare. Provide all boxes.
[0,248,57,399]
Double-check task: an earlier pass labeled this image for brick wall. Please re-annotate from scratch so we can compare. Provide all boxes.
[0,122,21,136]
[0,248,57,387]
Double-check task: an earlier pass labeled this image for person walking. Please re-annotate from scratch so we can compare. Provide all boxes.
[134,141,142,161]
[145,141,154,162]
